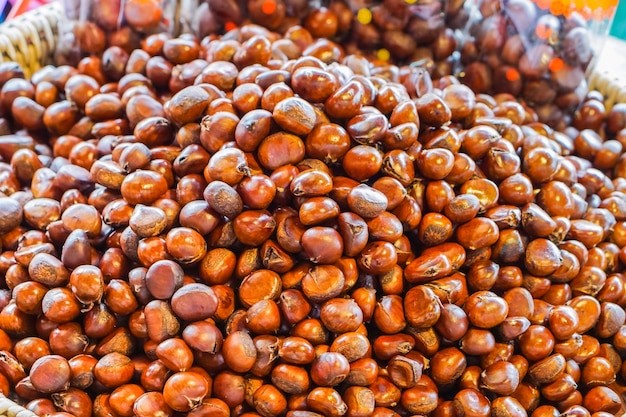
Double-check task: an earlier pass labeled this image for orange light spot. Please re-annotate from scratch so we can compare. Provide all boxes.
[549,58,564,72]
[587,0,602,10]
[225,21,237,32]
[505,68,520,82]
[262,0,277,14]
[535,24,553,40]
[549,0,565,16]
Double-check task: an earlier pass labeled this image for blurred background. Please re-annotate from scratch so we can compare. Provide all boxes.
[611,2,626,39]
[0,0,624,39]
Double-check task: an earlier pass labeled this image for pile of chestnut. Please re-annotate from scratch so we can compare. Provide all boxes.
[0,2,625,417]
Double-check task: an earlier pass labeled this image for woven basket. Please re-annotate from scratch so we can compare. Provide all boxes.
[0,1,63,78]
[0,395,37,417]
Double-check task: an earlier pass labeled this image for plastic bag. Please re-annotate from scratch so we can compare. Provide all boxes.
[187,0,454,69]
[55,0,458,71]
[54,0,92,65]
[457,0,618,125]
[335,0,454,68]
[188,0,311,38]
[56,0,178,65]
